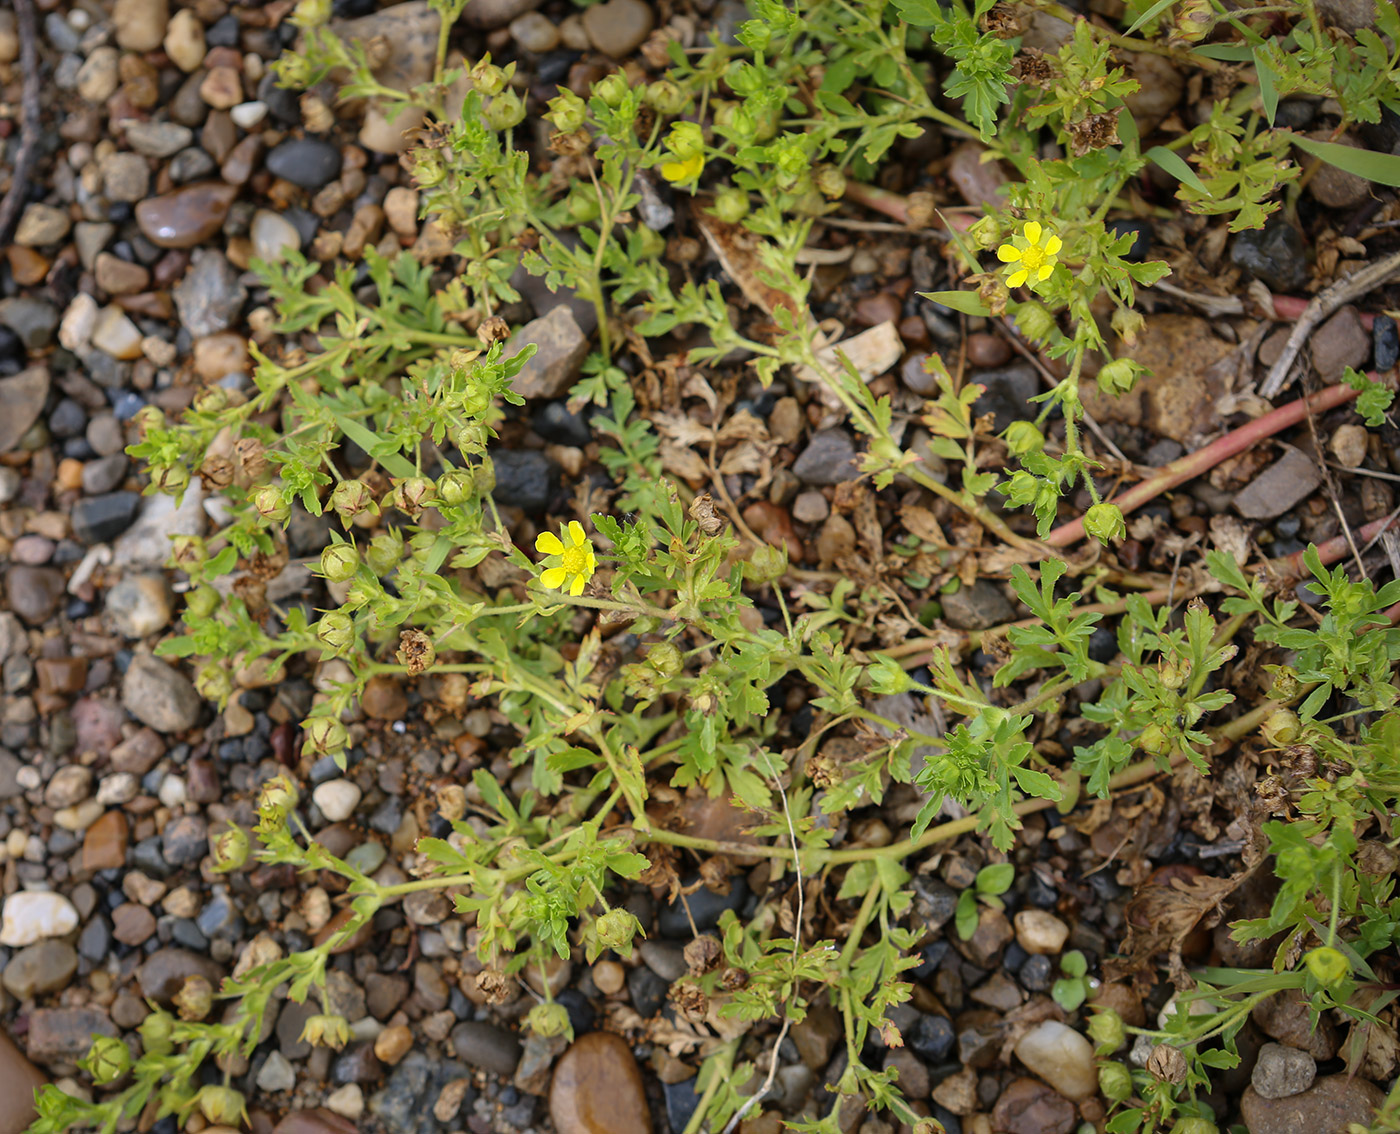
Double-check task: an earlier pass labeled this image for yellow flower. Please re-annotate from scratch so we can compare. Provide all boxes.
[996,221,1062,290]
[660,151,704,184]
[535,520,596,596]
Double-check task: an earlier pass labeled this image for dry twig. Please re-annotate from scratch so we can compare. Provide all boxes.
[0,0,41,245]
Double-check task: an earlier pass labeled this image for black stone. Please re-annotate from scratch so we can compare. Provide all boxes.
[1088,625,1118,663]
[907,1013,955,1063]
[171,919,209,952]
[659,874,750,938]
[1019,953,1053,992]
[532,401,593,447]
[78,915,112,962]
[257,72,302,126]
[664,1077,702,1134]
[490,449,558,514]
[971,363,1040,434]
[556,988,595,1035]
[205,15,240,46]
[70,492,140,545]
[49,398,88,438]
[1374,314,1398,372]
[265,138,344,190]
[626,966,669,1017]
[912,875,959,931]
[1230,219,1308,293]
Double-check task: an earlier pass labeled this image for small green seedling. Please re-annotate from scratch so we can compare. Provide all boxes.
[956,863,1016,939]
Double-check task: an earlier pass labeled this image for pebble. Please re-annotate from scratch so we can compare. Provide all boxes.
[1121,53,1184,134]
[162,814,208,865]
[258,1050,297,1093]
[1013,909,1070,954]
[948,141,1009,209]
[1309,305,1371,382]
[966,331,1012,367]
[70,492,141,544]
[510,306,590,398]
[2,941,79,999]
[136,182,239,249]
[83,454,129,495]
[274,1110,358,1134]
[1252,1042,1317,1099]
[106,574,174,638]
[266,138,344,190]
[1233,448,1323,520]
[0,891,80,946]
[114,0,168,50]
[1330,423,1369,468]
[5,566,65,625]
[82,809,129,871]
[231,101,269,130]
[792,429,860,485]
[1240,1074,1384,1134]
[1303,132,1372,208]
[1231,219,1308,293]
[1375,314,1399,371]
[324,1084,364,1121]
[125,121,194,158]
[375,1025,413,1065]
[174,250,247,338]
[548,1033,651,1134]
[250,209,303,263]
[0,367,50,452]
[908,1012,956,1063]
[91,306,144,360]
[991,1077,1076,1134]
[451,1021,523,1076]
[460,0,543,29]
[113,902,158,945]
[76,46,120,102]
[1013,1020,1098,1101]
[100,152,150,203]
[14,204,71,248]
[491,450,559,514]
[137,947,226,1002]
[313,779,363,822]
[45,765,92,808]
[121,655,202,733]
[942,579,1015,631]
[0,1033,47,1132]
[582,0,654,57]
[510,11,559,52]
[164,8,206,71]
[95,253,152,296]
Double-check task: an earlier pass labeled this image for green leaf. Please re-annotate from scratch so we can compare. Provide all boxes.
[1061,949,1088,977]
[955,890,979,939]
[1124,0,1177,35]
[1052,976,1088,1010]
[1254,48,1278,126]
[976,862,1015,895]
[154,636,199,657]
[919,289,990,316]
[1146,145,1209,194]
[1291,134,1400,187]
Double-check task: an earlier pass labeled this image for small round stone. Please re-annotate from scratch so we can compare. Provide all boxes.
[313,779,363,823]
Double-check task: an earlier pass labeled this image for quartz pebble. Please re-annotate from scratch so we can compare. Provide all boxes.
[0,891,81,947]
[1013,1020,1097,1101]
[313,780,363,823]
[1013,909,1070,955]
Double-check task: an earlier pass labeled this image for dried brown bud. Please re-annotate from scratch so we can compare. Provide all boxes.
[697,856,731,895]
[979,2,1026,36]
[475,968,512,1005]
[1147,1044,1187,1084]
[436,783,467,823]
[396,629,436,676]
[688,492,726,536]
[1011,49,1055,87]
[174,974,214,1021]
[199,455,235,490]
[684,934,723,976]
[670,982,709,1021]
[1068,111,1122,157]
[234,437,268,482]
[548,129,592,157]
[719,966,749,991]
[477,316,511,345]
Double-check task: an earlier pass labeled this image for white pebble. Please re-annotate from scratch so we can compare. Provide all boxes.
[313,779,362,823]
[1013,1020,1098,1101]
[0,890,81,946]
[230,101,268,130]
[158,774,187,809]
[324,1083,364,1120]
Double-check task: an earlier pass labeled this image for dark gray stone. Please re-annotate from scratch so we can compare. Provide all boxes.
[1231,219,1308,293]
[792,429,859,485]
[490,450,557,514]
[449,1021,522,1076]
[265,138,343,189]
[70,492,141,544]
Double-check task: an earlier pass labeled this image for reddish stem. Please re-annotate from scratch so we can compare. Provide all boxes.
[1283,513,1400,575]
[1048,382,1362,548]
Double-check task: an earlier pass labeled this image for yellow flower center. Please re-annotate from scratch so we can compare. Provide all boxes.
[560,545,587,575]
[1019,245,1046,272]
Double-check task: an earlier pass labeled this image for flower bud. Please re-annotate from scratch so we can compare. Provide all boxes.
[1172,1120,1218,1134]
[1146,1043,1187,1084]
[366,528,404,576]
[1305,945,1349,986]
[1173,0,1213,40]
[645,642,684,679]
[317,610,356,655]
[412,150,446,187]
[320,542,360,582]
[331,479,378,522]
[645,79,687,115]
[1084,502,1125,544]
[134,405,166,438]
[1003,421,1045,456]
[258,772,300,816]
[470,57,507,96]
[195,663,232,703]
[186,585,220,618]
[174,974,214,1020]
[547,90,587,133]
[196,1085,247,1126]
[169,534,207,572]
[743,543,786,585]
[567,184,602,223]
[1266,665,1300,702]
[595,908,638,950]
[814,165,847,199]
[250,484,290,525]
[345,576,382,611]
[300,1013,351,1050]
[390,476,436,516]
[82,1035,132,1085]
[292,0,331,27]
[193,386,230,414]
[711,187,749,224]
[526,1000,572,1038]
[593,73,629,109]
[1088,1007,1126,1051]
[485,88,526,131]
[1111,306,1146,346]
[1096,357,1139,396]
[1158,657,1190,691]
[1137,724,1170,756]
[968,215,1003,250]
[304,715,348,755]
[210,823,250,873]
[139,1010,175,1055]
[1261,708,1302,746]
[1098,1061,1132,1102]
[152,464,190,494]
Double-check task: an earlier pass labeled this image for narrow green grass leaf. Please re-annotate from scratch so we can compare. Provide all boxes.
[1292,134,1400,186]
[1146,145,1208,194]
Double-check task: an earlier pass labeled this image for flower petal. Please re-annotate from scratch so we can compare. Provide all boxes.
[1024,221,1042,245]
[540,567,567,589]
[567,520,586,547]
[536,532,564,555]
[569,573,586,596]
[1007,269,1029,289]
[1038,263,1054,282]
[1043,235,1062,256]
[585,550,596,573]
[996,244,1023,263]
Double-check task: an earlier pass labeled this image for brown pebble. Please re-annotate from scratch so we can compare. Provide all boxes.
[83,810,130,872]
[221,135,263,186]
[135,182,239,249]
[7,246,51,286]
[854,292,901,327]
[113,902,158,945]
[548,1032,651,1134]
[374,1025,413,1066]
[966,331,1012,368]
[592,961,625,996]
